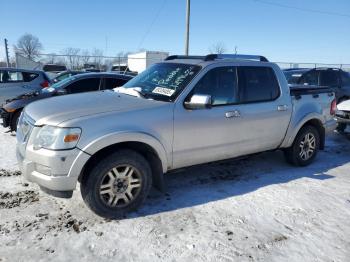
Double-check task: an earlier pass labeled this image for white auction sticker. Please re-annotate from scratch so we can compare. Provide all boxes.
[152,87,175,96]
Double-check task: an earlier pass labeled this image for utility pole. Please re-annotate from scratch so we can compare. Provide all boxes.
[4,38,10,67]
[185,0,190,55]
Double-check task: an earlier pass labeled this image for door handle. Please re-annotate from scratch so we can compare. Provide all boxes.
[277,105,288,111]
[225,110,240,118]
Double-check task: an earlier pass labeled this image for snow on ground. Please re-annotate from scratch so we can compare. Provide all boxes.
[0,125,350,262]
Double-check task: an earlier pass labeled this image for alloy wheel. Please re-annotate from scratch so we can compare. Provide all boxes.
[99,165,142,208]
[299,133,316,160]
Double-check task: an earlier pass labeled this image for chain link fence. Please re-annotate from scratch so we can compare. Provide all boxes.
[14,53,350,73]
[275,62,350,72]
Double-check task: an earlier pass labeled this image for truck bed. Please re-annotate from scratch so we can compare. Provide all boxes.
[289,84,335,97]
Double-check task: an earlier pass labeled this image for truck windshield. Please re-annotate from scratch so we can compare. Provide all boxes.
[121,63,201,101]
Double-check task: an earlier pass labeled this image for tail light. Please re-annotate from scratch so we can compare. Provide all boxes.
[40,80,50,88]
[330,99,337,115]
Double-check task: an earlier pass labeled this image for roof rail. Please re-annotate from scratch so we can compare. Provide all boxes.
[165,55,206,61]
[165,54,269,62]
[204,54,269,62]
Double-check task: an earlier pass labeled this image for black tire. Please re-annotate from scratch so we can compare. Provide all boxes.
[10,110,21,132]
[81,149,152,219]
[284,125,320,166]
[336,123,347,133]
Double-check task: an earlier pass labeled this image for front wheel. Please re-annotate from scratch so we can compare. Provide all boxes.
[284,125,320,166]
[81,149,152,219]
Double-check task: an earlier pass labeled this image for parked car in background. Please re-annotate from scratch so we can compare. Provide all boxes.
[283,68,309,84]
[16,54,336,218]
[51,70,87,83]
[335,99,350,132]
[283,67,350,102]
[110,64,138,76]
[0,68,50,106]
[1,73,133,131]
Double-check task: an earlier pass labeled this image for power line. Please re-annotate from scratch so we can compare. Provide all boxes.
[137,0,167,49]
[254,0,350,18]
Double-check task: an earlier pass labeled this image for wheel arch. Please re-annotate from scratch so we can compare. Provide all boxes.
[282,115,325,150]
[78,133,168,192]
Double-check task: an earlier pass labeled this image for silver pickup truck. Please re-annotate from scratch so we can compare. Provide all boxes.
[16,54,336,218]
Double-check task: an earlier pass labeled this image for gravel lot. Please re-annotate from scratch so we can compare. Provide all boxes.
[0,125,349,262]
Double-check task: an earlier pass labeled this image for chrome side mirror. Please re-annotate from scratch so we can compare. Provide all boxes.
[184,94,212,110]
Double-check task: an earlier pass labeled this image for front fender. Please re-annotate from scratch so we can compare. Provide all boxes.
[79,131,169,173]
[281,112,325,148]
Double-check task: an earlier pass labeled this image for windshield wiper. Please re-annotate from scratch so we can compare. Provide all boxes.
[114,87,147,98]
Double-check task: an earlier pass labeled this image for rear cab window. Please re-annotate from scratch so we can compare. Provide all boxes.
[237,66,280,103]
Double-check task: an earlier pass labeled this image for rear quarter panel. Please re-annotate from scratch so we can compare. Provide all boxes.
[281,93,335,148]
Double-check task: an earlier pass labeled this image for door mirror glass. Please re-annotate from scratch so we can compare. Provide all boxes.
[184,94,212,109]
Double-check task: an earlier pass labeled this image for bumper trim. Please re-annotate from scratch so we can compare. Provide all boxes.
[40,186,73,199]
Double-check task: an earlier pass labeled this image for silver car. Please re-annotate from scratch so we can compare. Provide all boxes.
[16,54,336,218]
[0,68,50,105]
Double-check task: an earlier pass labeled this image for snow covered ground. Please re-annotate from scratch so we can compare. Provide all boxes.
[0,125,349,262]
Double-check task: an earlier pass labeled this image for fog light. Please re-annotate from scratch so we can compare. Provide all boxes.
[35,163,51,176]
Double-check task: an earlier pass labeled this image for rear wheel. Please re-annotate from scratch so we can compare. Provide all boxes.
[81,149,152,219]
[284,125,320,166]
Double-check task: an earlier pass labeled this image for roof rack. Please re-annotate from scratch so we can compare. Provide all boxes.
[164,55,206,61]
[165,54,269,62]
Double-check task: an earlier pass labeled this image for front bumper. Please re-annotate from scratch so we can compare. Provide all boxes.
[17,143,90,195]
[335,112,350,124]
[0,108,11,127]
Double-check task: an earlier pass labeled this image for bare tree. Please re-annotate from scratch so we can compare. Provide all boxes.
[46,53,57,64]
[209,42,227,54]
[91,48,104,69]
[61,48,81,69]
[80,50,90,66]
[14,33,43,60]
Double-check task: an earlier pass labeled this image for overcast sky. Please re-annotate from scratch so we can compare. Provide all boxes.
[1,0,350,64]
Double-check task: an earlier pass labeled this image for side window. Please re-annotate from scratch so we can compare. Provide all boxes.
[0,71,23,83]
[66,78,101,94]
[191,67,237,106]
[298,71,319,85]
[22,72,39,82]
[341,71,350,86]
[238,66,280,103]
[320,71,340,87]
[104,78,129,90]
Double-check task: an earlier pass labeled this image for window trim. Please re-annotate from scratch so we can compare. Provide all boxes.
[236,66,281,104]
[183,65,282,109]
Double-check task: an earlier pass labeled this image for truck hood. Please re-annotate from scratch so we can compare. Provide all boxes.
[24,90,165,126]
[337,99,350,111]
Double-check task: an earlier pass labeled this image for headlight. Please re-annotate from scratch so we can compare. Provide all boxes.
[33,125,81,150]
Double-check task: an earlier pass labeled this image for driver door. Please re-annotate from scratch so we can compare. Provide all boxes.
[172,66,243,168]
